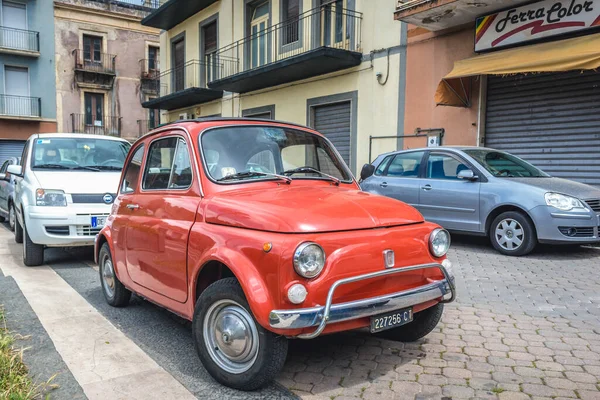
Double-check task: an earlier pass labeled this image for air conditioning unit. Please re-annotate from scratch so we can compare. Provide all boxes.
[178,112,188,120]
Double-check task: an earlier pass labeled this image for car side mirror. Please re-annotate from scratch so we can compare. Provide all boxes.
[7,165,22,177]
[0,173,6,181]
[457,169,478,181]
[360,164,375,181]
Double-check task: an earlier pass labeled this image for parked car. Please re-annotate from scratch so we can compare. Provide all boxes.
[95,118,456,390]
[360,147,600,256]
[0,157,20,230]
[8,133,131,266]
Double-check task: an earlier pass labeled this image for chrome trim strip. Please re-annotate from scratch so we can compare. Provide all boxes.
[269,263,456,339]
[550,212,593,220]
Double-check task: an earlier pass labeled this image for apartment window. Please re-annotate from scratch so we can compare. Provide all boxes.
[149,106,159,129]
[84,92,104,126]
[2,1,27,30]
[83,35,102,62]
[281,0,299,45]
[148,45,159,72]
[321,0,344,45]
[172,36,185,92]
[203,21,217,83]
[3,66,31,116]
[250,1,269,68]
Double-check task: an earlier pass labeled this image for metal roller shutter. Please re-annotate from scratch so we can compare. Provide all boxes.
[312,101,351,166]
[485,71,600,186]
[0,140,25,166]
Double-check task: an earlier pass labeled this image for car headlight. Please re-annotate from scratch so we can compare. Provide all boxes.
[545,192,585,211]
[36,189,67,207]
[429,228,451,258]
[293,242,326,279]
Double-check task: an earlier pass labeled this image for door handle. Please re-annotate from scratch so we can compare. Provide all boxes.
[126,204,140,210]
[380,182,388,188]
[421,184,432,191]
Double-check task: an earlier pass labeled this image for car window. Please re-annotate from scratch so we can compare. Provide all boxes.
[426,153,468,180]
[464,149,548,178]
[120,145,145,194]
[143,137,192,191]
[374,155,393,176]
[169,139,193,189]
[20,141,30,168]
[386,152,424,178]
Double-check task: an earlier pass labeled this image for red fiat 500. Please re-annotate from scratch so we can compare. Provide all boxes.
[95,118,455,390]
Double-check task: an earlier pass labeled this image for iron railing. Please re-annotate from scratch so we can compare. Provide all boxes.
[70,113,122,136]
[140,58,160,79]
[140,0,167,8]
[137,119,160,136]
[73,49,116,74]
[0,95,41,118]
[0,27,39,53]
[211,5,362,81]
[152,60,213,97]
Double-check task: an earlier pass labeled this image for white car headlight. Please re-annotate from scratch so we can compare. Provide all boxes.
[429,228,451,258]
[293,242,326,279]
[36,189,67,207]
[545,192,585,211]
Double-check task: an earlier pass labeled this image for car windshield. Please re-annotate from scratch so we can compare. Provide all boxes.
[200,126,352,183]
[31,137,130,171]
[464,149,549,178]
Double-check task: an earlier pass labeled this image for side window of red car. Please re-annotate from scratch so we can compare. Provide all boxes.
[142,137,192,191]
[120,145,145,194]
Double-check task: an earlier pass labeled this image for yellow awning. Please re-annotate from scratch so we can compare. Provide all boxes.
[436,34,600,107]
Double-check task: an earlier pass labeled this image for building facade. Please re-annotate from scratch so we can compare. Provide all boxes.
[142,0,410,174]
[0,0,57,164]
[54,0,160,142]
[395,0,600,186]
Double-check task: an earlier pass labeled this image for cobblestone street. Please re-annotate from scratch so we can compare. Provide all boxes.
[281,237,600,400]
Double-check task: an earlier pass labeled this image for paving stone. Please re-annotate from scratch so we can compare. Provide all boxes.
[498,392,531,400]
[442,385,475,398]
[563,371,597,383]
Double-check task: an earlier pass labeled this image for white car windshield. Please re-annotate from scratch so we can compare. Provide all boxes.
[201,126,352,183]
[31,137,130,171]
[464,149,549,178]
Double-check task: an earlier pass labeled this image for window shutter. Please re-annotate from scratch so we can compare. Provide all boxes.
[286,0,299,20]
[204,22,217,53]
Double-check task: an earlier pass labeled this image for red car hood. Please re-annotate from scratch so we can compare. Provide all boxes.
[203,185,424,233]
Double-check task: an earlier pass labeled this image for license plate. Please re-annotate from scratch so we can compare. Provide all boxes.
[370,307,413,333]
[91,216,106,228]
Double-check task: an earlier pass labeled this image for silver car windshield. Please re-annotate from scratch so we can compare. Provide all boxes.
[200,126,352,183]
[464,149,549,178]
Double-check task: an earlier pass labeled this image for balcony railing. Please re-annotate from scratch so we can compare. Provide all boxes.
[140,58,160,79]
[73,49,116,75]
[70,113,122,136]
[153,60,213,97]
[0,95,41,118]
[137,119,160,136]
[140,0,167,8]
[211,5,362,82]
[0,27,39,53]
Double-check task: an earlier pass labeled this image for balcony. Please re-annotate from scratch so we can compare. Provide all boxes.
[141,0,219,30]
[142,60,223,111]
[73,49,117,89]
[0,27,40,56]
[0,95,41,119]
[140,58,160,93]
[70,113,122,137]
[137,119,160,136]
[208,6,363,94]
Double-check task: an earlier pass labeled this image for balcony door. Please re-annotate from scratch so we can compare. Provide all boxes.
[84,92,104,135]
[1,1,27,50]
[320,0,344,47]
[202,21,217,85]
[250,1,269,69]
[148,46,160,77]
[3,66,31,117]
[83,35,102,64]
[172,37,185,92]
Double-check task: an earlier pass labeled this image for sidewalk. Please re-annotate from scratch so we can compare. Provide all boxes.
[0,225,196,400]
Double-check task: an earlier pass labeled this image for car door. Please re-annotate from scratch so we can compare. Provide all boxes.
[418,151,481,232]
[369,151,425,208]
[124,134,200,303]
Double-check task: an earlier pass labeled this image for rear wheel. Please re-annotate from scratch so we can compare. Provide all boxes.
[8,203,15,231]
[375,303,444,342]
[23,220,44,267]
[490,211,537,256]
[193,278,288,391]
[14,213,23,244]
[99,243,131,307]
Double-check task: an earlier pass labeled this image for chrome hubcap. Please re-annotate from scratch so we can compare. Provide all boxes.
[102,256,115,298]
[495,219,524,251]
[203,300,259,374]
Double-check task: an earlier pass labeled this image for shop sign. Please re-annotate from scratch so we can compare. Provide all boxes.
[475,0,600,52]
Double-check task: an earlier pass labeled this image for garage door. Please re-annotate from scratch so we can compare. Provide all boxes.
[312,101,351,167]
[485,71,600,186]
[0,140,25,166]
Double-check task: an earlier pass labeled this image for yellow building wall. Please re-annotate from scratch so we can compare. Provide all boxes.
[159,0,404,173]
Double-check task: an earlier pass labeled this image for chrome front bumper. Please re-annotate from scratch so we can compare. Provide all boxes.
[269,263,456,339]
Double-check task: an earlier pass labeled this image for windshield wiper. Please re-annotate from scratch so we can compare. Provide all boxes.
[283,166,341,186]
[87,165,122,171]
[33,164,71,170]
[217,171,292,183]
[72,166,101,172]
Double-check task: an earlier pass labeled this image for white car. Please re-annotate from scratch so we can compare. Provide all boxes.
[8,133,130,266]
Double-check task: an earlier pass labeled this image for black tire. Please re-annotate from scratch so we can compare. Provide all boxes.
[490,211,537,256]
[0,215,4,222]
[99,243,131,307]
[375,303,444,342]
[14,214,23,243]
[23,220,44,267]
[8,203,15,231]
[193,278,288,391]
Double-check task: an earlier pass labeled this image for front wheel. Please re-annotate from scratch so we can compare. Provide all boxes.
[99,243,131,307]
[8,204,16,231]
[23,220,44,267]
[375,303,444,342]
[193,278,288,391]
[490,211,537,256]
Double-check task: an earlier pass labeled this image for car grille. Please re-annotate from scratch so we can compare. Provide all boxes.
[558,226,595,238]
[71,193,116,204]
[76,225,102,236]
[45,226,70,236]
[585,199,600,212]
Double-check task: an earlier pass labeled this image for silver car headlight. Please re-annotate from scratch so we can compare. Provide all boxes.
[293,242,326,279]
[36,189,67,207]
[545,192,585,211]
[429,228,451,258]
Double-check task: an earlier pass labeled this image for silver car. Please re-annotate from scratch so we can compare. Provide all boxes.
[360,147,600,256]
[0,157,20,231]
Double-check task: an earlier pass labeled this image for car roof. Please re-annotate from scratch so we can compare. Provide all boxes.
[33,133,130,143]
[158,117,311,130]
[377,146,497,158]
